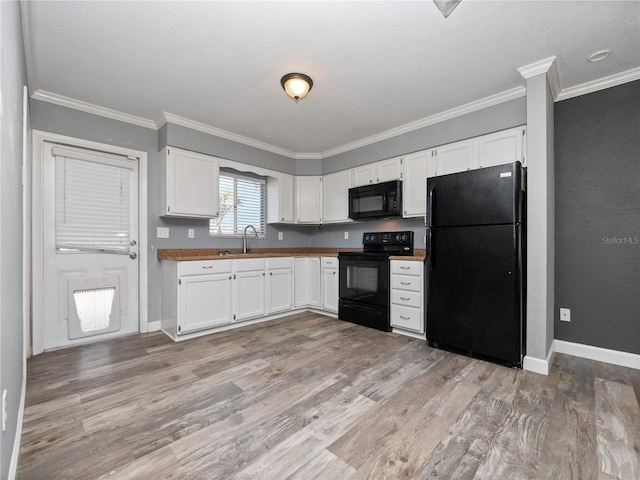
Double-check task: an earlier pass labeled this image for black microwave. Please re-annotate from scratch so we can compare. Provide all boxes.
[348,180,403,220]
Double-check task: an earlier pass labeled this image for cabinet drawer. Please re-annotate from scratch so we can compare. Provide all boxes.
[178,259,232,276]
[391,289,421,308]
[391,260,422,276]
[391,305,424,333]
[321,257,338,269]
[233,258,266,272]
[391,274,421,292]
[266,257,293,269]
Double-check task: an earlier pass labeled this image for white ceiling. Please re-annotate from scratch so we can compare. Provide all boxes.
[22,1,640,158]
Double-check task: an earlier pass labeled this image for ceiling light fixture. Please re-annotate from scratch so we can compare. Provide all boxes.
[587,49,611,63]
[280,73,313,103]
[433,0,462,18]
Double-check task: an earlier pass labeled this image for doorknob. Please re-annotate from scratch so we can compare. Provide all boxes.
[129,252,137,259]
[130,240,137,246]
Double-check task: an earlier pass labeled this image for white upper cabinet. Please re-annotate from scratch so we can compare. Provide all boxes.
[295,176,322,223]
[160,147,219,218]
[432,139,478,177]
[477,126,526,168]
[352,156,403,186]
[322,170,353,223]
[376,156,403,183]
[352,163,376,187]
[402,149,434,218]
[267,173,295,224]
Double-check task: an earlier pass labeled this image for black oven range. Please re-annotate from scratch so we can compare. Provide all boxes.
[338,231,414,332]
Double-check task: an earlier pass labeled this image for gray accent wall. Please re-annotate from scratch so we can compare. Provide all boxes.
[0,1,27,476]
[162,123,296,174]
[322,97,526,174]
[554,80,640,355]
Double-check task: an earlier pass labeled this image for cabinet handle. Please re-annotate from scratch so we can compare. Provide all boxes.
[228,276,232,280]
[281,217,284,221]
[400,315,410,320]
[400,297,410,301]
[400,281,411,285]
[263,272,265,276]
[202,266,213,269]
[270,272,273,276]
[400,266,410,270]
[332,271,336,275]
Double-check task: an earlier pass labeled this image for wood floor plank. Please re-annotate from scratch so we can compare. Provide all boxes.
[594,378,640,479]
[17,313,640,480]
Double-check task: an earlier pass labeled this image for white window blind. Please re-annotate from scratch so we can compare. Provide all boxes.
[54,146,134,254]
[210,171,266,237]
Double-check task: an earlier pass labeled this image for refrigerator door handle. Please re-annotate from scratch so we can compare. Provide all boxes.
[426,227,433,272]
[427,183,435,226]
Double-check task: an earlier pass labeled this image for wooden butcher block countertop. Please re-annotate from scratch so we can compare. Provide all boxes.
[158,248,427,262]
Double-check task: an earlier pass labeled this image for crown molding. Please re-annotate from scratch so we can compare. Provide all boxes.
[517,56,561,100]
[30,66,637,160]
[31,90,157,129]
[556,67,640,102]
[517,56,557,79]
[320,86,527,158]
[157,112,299,159]
[20,0,39,96]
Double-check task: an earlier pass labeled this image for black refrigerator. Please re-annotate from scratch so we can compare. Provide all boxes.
[425,161,526,368]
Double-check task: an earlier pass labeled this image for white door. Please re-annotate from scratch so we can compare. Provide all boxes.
[41,142,139,350]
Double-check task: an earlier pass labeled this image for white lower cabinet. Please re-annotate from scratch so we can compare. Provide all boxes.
[390,260,424,334]
[161,259,233,337]
[294,257,322,308]
[233,258,266,322]
[266,257,293,314]
[162,255,338,341]
[321,257,339,313]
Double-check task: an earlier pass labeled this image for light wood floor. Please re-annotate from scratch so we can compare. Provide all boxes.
[18,312,640,479]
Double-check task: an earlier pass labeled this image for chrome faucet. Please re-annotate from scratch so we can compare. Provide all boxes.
[242,225,258,254]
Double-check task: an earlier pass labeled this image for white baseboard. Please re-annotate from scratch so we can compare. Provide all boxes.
[146,320,161,332]
[523,344,556,375]
[554,340,640,370]
[8,378,26,480]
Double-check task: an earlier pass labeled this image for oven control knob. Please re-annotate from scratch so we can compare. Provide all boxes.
[401,233,407,241]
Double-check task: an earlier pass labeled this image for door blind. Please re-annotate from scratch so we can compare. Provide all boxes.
[54,146,135,254]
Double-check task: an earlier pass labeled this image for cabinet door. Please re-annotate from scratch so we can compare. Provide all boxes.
[322,170,352,223]
[309,258,322,308]
[267,174,294,223]
[267,268,293,314]
[234,270,266,321]
[295,176,322,223]
[477,127,526,168]
[433,139,477,176]
[322,268,339,313]
[376,157,403,183]
[294,258,309,307]
[402,150,431,217]
[352,164,375,187]
[178,273,232,334]
[162,147,219,218]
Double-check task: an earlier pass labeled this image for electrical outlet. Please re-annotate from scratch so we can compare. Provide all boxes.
[156,227,169,239]
[188,228,195,239]
[278,232,284,241]
[344,232,349,240]
[560,308,571,322]
[2,389,7,432]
